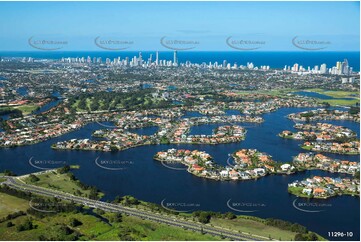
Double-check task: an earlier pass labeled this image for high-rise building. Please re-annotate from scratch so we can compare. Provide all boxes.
[173,51,178,65]
[138,52,142,65]
[336,61,342,71]
[320,64,327,74]
[293,63,299,72]
[155,51,159,66]
[342,59,349,75]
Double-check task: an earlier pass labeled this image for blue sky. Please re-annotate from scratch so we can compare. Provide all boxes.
[0,1,359,51]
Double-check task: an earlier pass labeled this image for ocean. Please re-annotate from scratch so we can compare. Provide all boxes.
[0,51,359,71]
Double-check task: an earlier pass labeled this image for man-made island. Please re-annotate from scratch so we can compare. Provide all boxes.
[279,123,357,142]
[154,148,360,181]
[288,176,359,199]
[301,141,360,155]
[288,109,360,123]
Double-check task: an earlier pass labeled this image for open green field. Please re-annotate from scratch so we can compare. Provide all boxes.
[0,104,39,116]
[235,88,360,106]
[0,192,29,218]
[0,192,222,241]
[320,99,359,106]
[306,88,359,99]
[211,216,297,241]
[0,211,223,241]
[21,170,103,199]
[235,88,298,96]
[302,88,360,106]
[101,215,222,241]
[0,190,326,241]
[13,104,39,115]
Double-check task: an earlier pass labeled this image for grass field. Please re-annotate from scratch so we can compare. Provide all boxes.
[235,88,360,106]
[235,89,298,96]
[0,192,222,241]
[303,88,360,106]
[320,99,359,106]
[0,192,29,218]
[0,104,39,116]
[106,215,222,241]
[21,171,104,199]
[307,88,359,99]
[13,104,39,115]
[210,216,296,241]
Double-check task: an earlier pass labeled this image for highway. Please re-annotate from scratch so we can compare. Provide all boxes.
[1,175,271,241]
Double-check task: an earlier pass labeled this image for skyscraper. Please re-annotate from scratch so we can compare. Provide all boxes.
[320,64,327,74]
[138,52,143,66]
[293,63,299,72]
[342,59,349,75]
[336,61,342,71]
[155,51,159,66]
[173,51,178,65]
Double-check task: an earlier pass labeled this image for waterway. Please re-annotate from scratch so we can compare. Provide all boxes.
[0,107,359,240]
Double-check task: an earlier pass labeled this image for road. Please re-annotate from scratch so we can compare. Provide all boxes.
[1,175,271,241]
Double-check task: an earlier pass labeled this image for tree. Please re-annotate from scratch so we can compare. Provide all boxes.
[57,165,70,174]
[88,186,99,200]
[59,225,73,235]
[3,169,16,176]
[6,221,14,227]
[78,98,87,110]
[349,106,360,115]
[69,218,82,227]
[29,174,40,182]
[308,232,318,241]
[112,213,122,223]
[224,212,236,220]
[17,219,35,232]
[198,212,211,224]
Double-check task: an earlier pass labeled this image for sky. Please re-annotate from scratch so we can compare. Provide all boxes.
[0,1,359,51]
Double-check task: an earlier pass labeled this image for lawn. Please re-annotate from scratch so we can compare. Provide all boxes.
[288,186,311,198]
[0,192,29,218]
